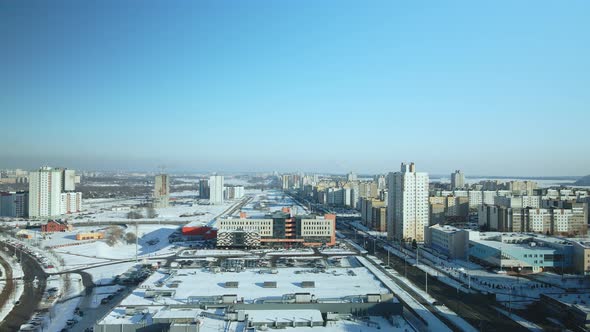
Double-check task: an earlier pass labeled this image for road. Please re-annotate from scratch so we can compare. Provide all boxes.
[339,225,530,332]
[0,242,48,331]
[0,252,15,318]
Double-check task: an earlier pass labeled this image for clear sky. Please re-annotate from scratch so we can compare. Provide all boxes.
[1,1,589,176]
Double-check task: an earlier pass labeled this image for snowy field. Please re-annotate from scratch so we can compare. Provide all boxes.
[51,224,179,268]
[79,191,238,223]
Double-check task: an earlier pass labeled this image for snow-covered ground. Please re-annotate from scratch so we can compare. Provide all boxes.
[44,273,85,332]
[50,224,179,269]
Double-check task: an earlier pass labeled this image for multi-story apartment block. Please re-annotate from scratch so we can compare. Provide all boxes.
[387,162,429,242]
[209,175,224,205]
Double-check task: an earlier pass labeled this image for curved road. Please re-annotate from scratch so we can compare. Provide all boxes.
[0,242,48,331]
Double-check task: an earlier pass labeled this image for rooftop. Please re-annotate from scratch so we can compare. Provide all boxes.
[121,259,388,306]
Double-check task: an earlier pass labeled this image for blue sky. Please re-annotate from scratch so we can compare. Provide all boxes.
[1,1,589,175]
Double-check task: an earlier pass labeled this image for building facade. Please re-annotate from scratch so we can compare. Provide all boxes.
[0,191,28,217]
[153,174,170,208]
[209,175,224,205]
[217,212,336,247]
[451,170,465,190]
[29,167,64,218]
[424,224,469,259]
[387,162,429,242]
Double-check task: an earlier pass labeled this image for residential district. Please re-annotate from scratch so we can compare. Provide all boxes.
[0,165,589,332]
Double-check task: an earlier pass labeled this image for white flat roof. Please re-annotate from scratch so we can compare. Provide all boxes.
[121,264,388,306]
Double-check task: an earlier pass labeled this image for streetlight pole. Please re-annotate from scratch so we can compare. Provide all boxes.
[425,270,428,294]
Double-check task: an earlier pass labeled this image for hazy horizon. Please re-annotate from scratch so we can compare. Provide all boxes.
[1,1,589,176]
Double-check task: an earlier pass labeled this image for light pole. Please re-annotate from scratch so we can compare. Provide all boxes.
[425,270,428,294]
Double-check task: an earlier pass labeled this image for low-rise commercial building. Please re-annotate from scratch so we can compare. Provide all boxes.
[468,233,575,273]
[41,220,73,233]
[424,224,469,259]
[217,212,336,247]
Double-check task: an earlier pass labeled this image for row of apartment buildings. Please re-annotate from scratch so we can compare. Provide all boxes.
[478,196,588,236]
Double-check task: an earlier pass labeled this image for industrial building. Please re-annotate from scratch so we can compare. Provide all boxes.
[468,233,576,273]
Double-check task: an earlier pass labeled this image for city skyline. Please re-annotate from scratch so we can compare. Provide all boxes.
[1,1,589,175]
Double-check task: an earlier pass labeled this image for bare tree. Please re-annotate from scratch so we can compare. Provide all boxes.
[125,232,137,244]
[127,210,143,219]
[105,226,124,246]
[145,207,158,219]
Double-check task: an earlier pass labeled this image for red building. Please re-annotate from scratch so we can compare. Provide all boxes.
[41,220,72,233]
[181,223,217,240]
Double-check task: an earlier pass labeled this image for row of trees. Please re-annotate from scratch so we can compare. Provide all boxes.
[127,207,158,219]
[105,226,137,246]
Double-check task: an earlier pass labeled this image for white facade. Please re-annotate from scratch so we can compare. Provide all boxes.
[60,192,82,214]
[387,162,429,242]
[209,175,224,205]
[450,170,465,189]
[29,167,63,218]
[63,169,76,191]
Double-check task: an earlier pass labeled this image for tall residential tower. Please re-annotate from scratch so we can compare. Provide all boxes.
[29,166,64,218]
[451,170,465,190]
[153,174,170,208]
[387,162,429,242]
[209,175,224,205]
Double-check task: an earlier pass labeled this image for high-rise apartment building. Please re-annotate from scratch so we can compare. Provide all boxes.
[154,174,170,208]
[387,162,429,242]
[347,172,357,182]
[29,166,64,218]
[209,175,224,205]
[0,191,28,217]
[62,169,76,191]
[451,170,465,190]
[199,179,210,199]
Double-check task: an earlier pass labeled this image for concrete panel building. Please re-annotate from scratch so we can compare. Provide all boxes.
[451,170,465,190]
[424,224,469,259]
[153,174,170,208]
[29,166,64,218]
[209,175,224,205]
[387,162,429,242]
[0,191,28,218]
